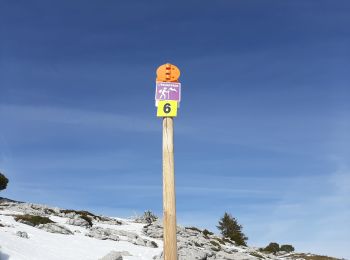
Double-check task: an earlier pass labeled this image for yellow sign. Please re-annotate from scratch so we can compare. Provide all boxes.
[157,100,178,117]
[156,63,181,82]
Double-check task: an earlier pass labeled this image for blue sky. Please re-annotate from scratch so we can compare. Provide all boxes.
[0,0,349,258]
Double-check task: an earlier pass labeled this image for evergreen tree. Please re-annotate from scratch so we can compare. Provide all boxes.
[264,242,280,254]
[217,212,248,246]
[0,172,9,191]
[280,244,295,253]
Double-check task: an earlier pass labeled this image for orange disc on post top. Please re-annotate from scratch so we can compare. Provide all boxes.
[156,63,180,82]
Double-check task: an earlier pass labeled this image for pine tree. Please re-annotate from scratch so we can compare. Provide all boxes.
[264,242,280,254]
[280,244,295,253]
[217,212,248,246]
[0,172,9,191]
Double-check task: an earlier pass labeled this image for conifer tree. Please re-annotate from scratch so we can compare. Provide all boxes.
[217,212,248,246]
[280,244,295,253]
[0,172,9,191]
[264,242,280,254]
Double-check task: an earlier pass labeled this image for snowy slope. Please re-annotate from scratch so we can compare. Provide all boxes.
[0,198,344,260]
[0,201,162,260]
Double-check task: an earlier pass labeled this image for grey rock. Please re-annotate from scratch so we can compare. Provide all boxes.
[37,223,73,235]
[98,251,123,260]
[3,202,57,217]
[146,240,158,248]
[142,220,163,239]
[178,246,210,260]
[87,226,158,248]
[115,229,138,240]
[97,216,124,225]
[153,246,212,260]
[208,251,258,260]
[66,216,90,227]
[16,231,29,239]
[86,227,119,241]
[128,237,158,248]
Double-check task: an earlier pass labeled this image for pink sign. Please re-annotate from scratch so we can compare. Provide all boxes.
[155,82,181,102]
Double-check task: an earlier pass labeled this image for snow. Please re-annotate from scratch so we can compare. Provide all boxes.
[0,208,162,260]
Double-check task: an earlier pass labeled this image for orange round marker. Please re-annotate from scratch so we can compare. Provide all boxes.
[156,63,180,82]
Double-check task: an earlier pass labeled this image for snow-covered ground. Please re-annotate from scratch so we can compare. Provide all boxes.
[0,199,343,260]
[0,204,162,260]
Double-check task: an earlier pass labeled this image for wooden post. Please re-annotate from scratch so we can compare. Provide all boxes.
[162,117,177,260]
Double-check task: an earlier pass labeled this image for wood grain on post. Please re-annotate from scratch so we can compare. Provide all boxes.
[162,117,177,260]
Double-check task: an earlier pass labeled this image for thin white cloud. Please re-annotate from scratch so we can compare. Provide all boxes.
[0,104,158,133]
[246,160,350,259]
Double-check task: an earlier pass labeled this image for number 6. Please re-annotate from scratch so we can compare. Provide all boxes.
[163,103,171,113]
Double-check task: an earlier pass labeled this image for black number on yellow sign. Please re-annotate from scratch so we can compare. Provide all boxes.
[157,100,178,117]
[163,103,171,113]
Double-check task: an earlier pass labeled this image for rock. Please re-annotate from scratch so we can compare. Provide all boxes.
[177,246,210,260]
[153,246,212,260]
[208,251,257,260]
[3,202,57,217]
[66,216,90,227]
[16,231,29,239]
[87,226,158,248]
[86,227,119,241]
[114,229,138,240]
[37,223,73,235]
[143,220,163,239]
[60,212,77,219]
[97,216,124,225]
[98,251,123,260]
[0,222,14,228]
[127,234,158,248]
[146,240,158,248]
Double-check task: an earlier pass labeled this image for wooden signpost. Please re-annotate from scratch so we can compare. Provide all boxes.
[155,63,181,260]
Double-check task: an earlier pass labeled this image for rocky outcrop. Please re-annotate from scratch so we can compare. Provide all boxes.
[97,216,124,226]
[131,236,158,248]
[146,221,262,260]
[0,201,59,217]
[143,221,163,239]
[86,226,120,241]
[37,223,73,235]
[66,216,90,228]
[87,226,158,248]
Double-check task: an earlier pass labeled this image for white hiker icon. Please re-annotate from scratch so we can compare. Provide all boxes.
[159,87,177,99]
